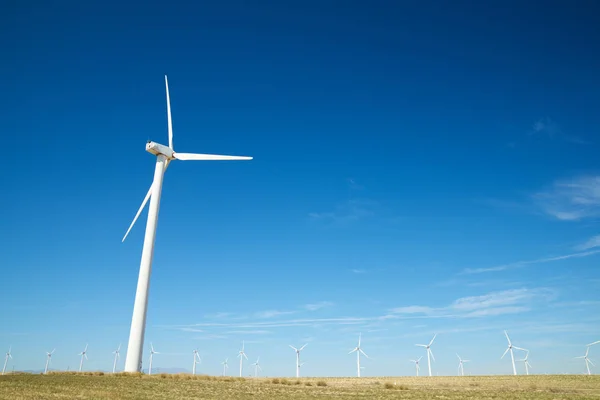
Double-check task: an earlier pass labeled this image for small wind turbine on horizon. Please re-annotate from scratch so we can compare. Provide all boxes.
[289,343,307,378]
[192,349,201,375]
[112,344,121,373]
[121,75,253,373]
[416,333,437,377]
[78,344,88,372]
[44,349,55,374]
[409,357,422,376]
[518,350,532,375]
[501,331,527,376]
[456,354,469,376]
[2,346,12,375]
[148,343,159,375]
[251,357,262,377]
[238,341,248,377]
[348,333,369,377]
[575,347,595,375]
[221,358,229,376]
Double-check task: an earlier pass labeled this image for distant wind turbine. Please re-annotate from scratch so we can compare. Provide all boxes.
[456,354,469,376]
[501,331,527,375]
[221,358,229,376]
[575,347,595,375]
[409,357,422,376]
[416,333,437,377]
[78,344,88,372]
[2,346,12,375]
[289,344,307,378]
[251,357,262,377]
[192,349,201,375]
[518,350,532,375]
[348,333,369,377]
[148,343,159,375]
[238,341,248,377]
[121,75,253,372]
[44,349,55,374]
[112,344,121,373]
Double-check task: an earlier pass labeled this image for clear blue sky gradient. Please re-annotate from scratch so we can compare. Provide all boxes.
[1,0,599,376]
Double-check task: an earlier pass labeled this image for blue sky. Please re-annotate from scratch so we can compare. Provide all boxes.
[1,0,599,376]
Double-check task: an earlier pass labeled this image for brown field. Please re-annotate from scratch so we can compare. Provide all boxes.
[0,372,599,399]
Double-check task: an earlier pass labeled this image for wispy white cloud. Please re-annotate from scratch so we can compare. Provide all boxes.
[389,288,555,319]
[350,269,366,274]
[254,310,296,319]
[303,301,334,311]
[530,117,588,144]
[575,235,600,251]
[226,330,272,335]
[346,178,364,190]
[309,198,379,225]
[461,250,600,274]
[533,175,600,221]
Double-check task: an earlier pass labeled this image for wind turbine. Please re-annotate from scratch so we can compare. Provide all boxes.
[415,333,437,377]
[289,343,307,378]
[44,349,55,374]
[238,341,248,377]
[122,75,253,373]
[575,347,595,375]
[78,344,88,372]
[112,344,121,373]
[192,349,201,375]
[501,330,527,375]
[456,354,469,376]
[251,357,262,377]
[2,346,12,375]
[409,357,422,376]
[518,350,532,375]
[348,333,369,377]
[148,343,159,375]
[221,358,229,376]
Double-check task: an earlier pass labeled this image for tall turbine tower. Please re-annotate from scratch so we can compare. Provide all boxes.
[416,333,437,377]
[78,344,88,372]
[501,331,526,375]
[575,347,595,375]
[410,357,422,376]
[456,354,469,376]
[518,350,532,375]
[192,349,201,375]
[148,343,159,375]
[2,346,12,375]
[251,357,262,377]
[238,341,248,377]
[44,349,55,374]
[122,76,253,372]
[348,333,369,377]
[289,344,307,378]
[112,344,121,373]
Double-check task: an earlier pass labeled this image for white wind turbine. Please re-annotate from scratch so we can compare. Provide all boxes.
[289,343,307,378]
[78,344,88,372]
[112,344,121,373]
[148,343,159,375]
[221,358,229,376]
[348,333,369,377]
[575,347,595,375]
[501,330,527,375]
[238,341,248,377]
[409,357,422,376]
[456,354,469,376]
[251,357,262,377]
[518,350,532,375]
[44,349,55,374]
[415,333,437,377]
[192,349,201,375]
[2,346,12,375]
[122,75,253,373]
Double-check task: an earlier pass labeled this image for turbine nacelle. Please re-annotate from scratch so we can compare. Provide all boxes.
[146,141,175,159]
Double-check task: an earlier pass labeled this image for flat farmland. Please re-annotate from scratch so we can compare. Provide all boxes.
[0,372,598,399]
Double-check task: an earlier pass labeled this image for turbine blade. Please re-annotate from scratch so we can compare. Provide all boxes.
[122,184,152,242]
[348,348,357,354]
[174,152,253,161]
[359,349,369,358]
[587,340,600,346]
[416,344,427,348]
[504,330,512,345]
[243,353,248,360]
[589,358,596,366]
[289,345,297,351]
[501,347,509,359]
[165,75,173,150]
[429,348,435,362]
[299,344,308,351]
[429,333,437,346]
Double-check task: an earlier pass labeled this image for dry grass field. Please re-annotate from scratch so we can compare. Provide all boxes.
[1,372,599,399]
